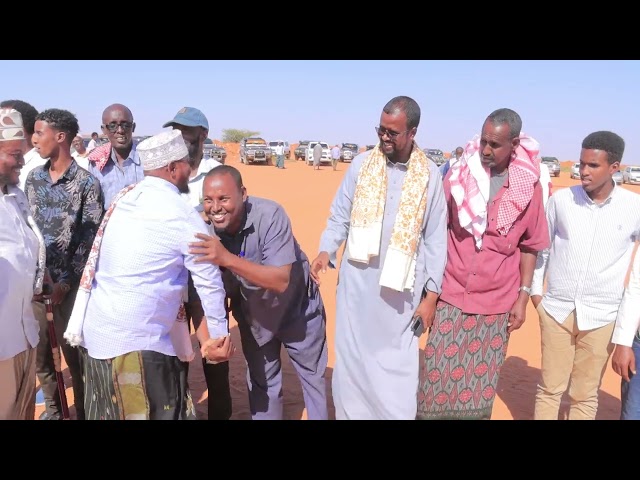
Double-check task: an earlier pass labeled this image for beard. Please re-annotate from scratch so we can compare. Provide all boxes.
[178,182,190,194]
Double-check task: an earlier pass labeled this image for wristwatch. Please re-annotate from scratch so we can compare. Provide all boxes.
[519,285,532,296]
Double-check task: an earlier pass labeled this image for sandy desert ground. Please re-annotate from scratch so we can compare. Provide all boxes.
[34,150,640,420]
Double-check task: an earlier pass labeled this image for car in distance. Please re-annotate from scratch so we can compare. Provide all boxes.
[423,148,446,166]
[240,137,272,165]
[541,156,561,177]
[295,140,311,161]
[340,142,359,163]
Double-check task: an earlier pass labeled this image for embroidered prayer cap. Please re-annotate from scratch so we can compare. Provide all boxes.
[0,108,26,142]
[137,129,189,171]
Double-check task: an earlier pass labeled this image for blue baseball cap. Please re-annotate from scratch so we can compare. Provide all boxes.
[162,107,209,130]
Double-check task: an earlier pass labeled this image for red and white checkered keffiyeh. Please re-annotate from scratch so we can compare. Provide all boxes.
[88,142,112,171]
[449,133,541,249]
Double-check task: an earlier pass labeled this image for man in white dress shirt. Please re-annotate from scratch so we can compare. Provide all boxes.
[65,129,234,420]
[0,108,47,420]
[611,244,640,420]
[531,130,640,420]
[0,100,47,190]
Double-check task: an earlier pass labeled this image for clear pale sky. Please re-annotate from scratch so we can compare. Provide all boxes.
[3,60,639,164]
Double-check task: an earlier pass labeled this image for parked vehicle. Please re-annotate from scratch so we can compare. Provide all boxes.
[541,156,561,177]
[423,148,446,166]
[295,141,311,161]
[622,166,640,184]
[203,144,227,164]
[239,137,272,165]
[306,141,331,166]
[570,162,580,179]
[613,171,623,185]
[340,142,359,162]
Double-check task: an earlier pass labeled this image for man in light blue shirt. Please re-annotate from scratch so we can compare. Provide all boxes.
[88,103,144,208]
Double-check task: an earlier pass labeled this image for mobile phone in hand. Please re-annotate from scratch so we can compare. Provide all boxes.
[411,315,425,337]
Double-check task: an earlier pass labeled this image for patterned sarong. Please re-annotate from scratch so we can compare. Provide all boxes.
[80,347,196,420]
[416,301,510,420]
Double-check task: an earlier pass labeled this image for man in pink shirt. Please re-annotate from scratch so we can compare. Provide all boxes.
[416,108,550,420]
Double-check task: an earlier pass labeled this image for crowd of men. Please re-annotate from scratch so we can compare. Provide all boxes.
[0,96,638,421]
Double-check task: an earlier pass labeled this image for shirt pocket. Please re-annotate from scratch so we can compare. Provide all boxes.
[483,225,525,256]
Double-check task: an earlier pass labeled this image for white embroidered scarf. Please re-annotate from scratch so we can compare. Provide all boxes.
[64,184,194,362]
[347,142,430,292]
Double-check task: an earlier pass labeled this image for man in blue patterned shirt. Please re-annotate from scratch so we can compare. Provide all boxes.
[25,108,104,420]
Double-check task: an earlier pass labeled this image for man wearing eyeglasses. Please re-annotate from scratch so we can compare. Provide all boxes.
[88,104,144,208]
[311,96,448,420]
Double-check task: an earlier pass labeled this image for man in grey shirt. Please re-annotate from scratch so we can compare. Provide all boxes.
[189,165,328,420]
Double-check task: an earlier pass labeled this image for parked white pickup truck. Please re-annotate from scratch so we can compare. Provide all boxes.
[306,141,331,166]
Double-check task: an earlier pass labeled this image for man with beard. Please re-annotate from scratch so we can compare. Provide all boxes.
[63,130,233,420]
[163,107,229,420]
[24,108,104,420]
[88,103,144,208]
[311,96,447,420]
[0,100,47,191]
[0,108,47,420]
[163,107,222,212]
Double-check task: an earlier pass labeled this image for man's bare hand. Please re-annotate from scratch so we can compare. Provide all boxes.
[310,252,330,285]
[189,233,233,267]
[201,335,235,363]
[612,344,636,382]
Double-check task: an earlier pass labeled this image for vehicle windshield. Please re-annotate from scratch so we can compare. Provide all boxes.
[343,143,358,150]
[427,149,443,155]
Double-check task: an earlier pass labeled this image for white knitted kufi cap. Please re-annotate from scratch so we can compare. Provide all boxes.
[137,129,189,171]
[0,108,25,142]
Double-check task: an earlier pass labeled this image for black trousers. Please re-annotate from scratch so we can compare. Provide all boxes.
[184,304,232,420]
[33,286,85,420]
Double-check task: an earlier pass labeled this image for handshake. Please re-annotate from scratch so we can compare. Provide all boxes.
[200,335,236,364]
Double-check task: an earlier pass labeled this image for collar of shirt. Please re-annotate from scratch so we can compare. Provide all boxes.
[141,175,180,194]
[579,179,617,207]
[108,144,140,167]
[189,157,220,184]
[36,158,79,184]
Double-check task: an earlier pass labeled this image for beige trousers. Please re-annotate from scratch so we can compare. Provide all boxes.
[0,347,37,420]
[534,305,615,420]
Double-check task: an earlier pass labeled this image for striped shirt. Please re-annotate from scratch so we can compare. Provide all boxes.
[532,183,640,331]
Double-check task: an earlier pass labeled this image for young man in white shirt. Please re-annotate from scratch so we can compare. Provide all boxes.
[531,130,640,420]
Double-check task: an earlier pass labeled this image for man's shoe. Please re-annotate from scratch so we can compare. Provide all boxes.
[39,411,62,420]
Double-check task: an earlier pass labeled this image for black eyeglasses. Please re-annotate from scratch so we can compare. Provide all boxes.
[103,121,134,133]
[375,126,410,140]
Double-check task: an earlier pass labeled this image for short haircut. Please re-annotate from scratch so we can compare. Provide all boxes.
[35,109,80,144]
[582,131,625,165]
[382,96,421,130]
[486,108,522,139]
[91,132,98,137]
[205,164,244,190]
[0,99,38,136]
